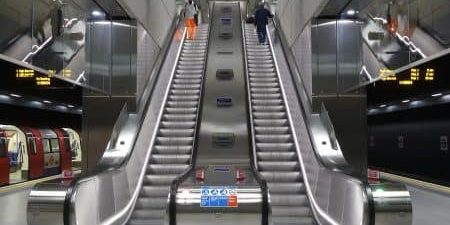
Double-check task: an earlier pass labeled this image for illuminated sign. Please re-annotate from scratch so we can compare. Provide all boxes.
[382,67,435,85]
[62,69,72,78]
[48,70,56,77]
[16,69,34,78]
[425,68,434,81]
[36,77,51,86]
[380,68,396,81]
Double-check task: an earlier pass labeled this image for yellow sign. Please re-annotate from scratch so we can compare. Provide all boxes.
[380,68,396,81]
[16,69,34,78]
[36,77,51,86]
[62,69,72,78]
[410,68,419,81]
[399,80,413,85]
[48,70,56,77]
[425,68,434,81]
[383,67,436,85]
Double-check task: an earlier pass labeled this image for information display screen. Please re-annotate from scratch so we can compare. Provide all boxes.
[367,53,450,186]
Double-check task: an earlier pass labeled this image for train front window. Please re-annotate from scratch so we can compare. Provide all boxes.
[28,138,37,155]
[0,138,6,157]
[50,139,60,153]
[43,139,51,153]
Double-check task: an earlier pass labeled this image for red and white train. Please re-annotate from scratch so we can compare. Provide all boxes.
[0,125,81,186]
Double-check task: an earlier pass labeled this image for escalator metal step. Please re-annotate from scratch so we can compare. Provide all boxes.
[144,174,179,185]
[159,128,194,137]
[270,194,309,206]
[256,143,294,152]
[169,95,199,101]
[267,182,306,194]
[259,172,302,182]
[257,152,297,161]
[254,119,288,126]
[250,78,278,83]
[162,114,196,121]
[252,99,283,105]
[255,126,289,134]
[258,161,299,171]
[150,154,191,164]
[140,186,171,197]
[147,164,189,174]
[164,107,197,114]
[170,89,200,95]
[167,101,198,107]
[155,137,193,145]
[253,112,286,119]
[173,78,202,84]
[255,134,292,143]
[160,121,195,129]
[153,145,192,154]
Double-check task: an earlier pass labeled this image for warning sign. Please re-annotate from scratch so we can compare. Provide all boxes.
[200,186,238,208]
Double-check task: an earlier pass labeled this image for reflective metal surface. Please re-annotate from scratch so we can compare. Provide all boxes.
[309,104,348,169]
[267,21,371,225]
[126,24,209,225]
[173,3,265,225]
[370,183,412,225]
[176,186,263,225]
[244,23,316,225]
[28,179,69,225]
[28,12,185,225]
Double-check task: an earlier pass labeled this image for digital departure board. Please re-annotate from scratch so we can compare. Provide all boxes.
[367,52,450,186]
[368,52,450,105]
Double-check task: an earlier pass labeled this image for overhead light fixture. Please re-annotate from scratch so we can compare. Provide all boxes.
[43,100,52,104]
[432,93,443,97]
[379,104,387,108]
[9,93,22,98]
[346,9,357,16]
[92,10,102,17]
[67,104,75,108]
[402,99,411,103]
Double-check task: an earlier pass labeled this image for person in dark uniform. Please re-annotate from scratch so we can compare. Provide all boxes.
[254,3,273,44]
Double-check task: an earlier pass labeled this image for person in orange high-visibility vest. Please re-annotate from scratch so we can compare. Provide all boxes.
[184,0,199,40]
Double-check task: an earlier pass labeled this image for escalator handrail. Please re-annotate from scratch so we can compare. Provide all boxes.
[266,23,372,225]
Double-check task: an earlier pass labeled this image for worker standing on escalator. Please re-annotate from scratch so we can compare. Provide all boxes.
[184,0,199,40]
[254,3,273,44]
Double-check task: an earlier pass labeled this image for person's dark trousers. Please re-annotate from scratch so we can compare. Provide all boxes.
[256,25,267,44]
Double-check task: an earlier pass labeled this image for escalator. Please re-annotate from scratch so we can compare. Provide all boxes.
[243,25,314,225]
[127,24,209,225]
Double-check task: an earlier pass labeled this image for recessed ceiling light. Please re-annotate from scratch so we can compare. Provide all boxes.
[9,93,22,98]
[432,93,443,97]
[402,99,410,103]
[379,104,387,108]
[67,104,75,108]
[346,9,357,16]
[92,10,102,17]
[43,100,52,104]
